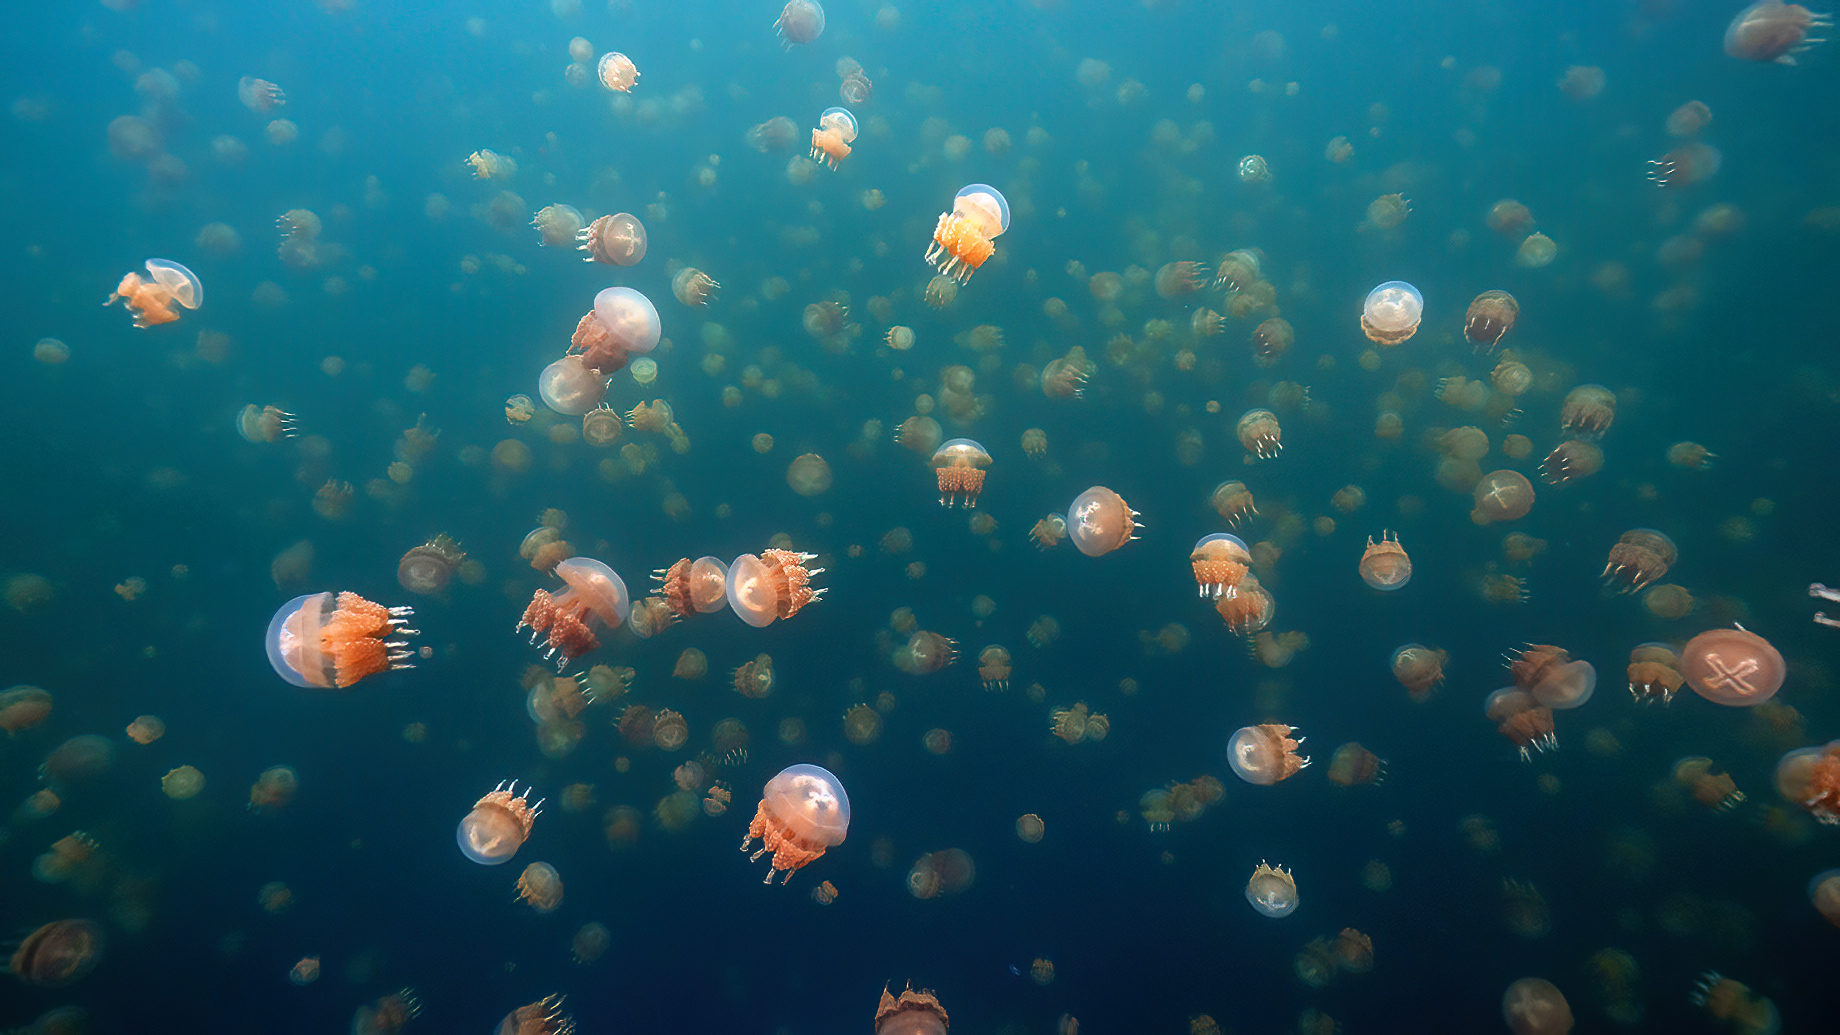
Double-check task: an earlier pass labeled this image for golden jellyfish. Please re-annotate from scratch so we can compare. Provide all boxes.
[576,212,647,266]
[1216,574,1275,635]
[1235,409,1283,459]
[290,956,320,985]
[1560,384,1617,439]
[236,403,297,443]
[517,558,631,670]
[931,439,992,507]
[397,535,465,596]
[1359,281,1423,346]
[161,765,204,800]
[1327,743,1385,787]
[1648,142,1723,188]
[570,922,611,965]
[0,685,53,734]
[1488,199,1537,237]
[1030,514,1067,550]
[654,556,730,618]
[1667,441,1717,469]
[8,919,103,988]
[740,764,850,884]
[1020,428,1047,458]
[125,714,165,745]
[1364,193,1410,231]
[1393,644,1449,700]
[1190,533,1253,600]
[1066,486,1140,557]
[977,646,1012,691]
[1690,973,1778,1035]
[875,983,949,1035]
[532,204,584,247]
[787,453,834,496]
[1213,248,1262,291]
[925,184,1010,283]
[457,780,541,865]
[1154,261,1210,300]
[1668,99,1714,136]
[1725,1,1832,64]
[671,266,719,307]
[1471,469,1535,524]
[505,394,535,424]
[1228,724,1309,785]
[734,653,775,698]
[106,258,202,328]
[516,862,564,914]
[1502,978,1573,1035]
[1358,532,1412,591]
[1486,688,1557,759]
[1515,232,1557,268]
[1209,480,1258,526]
[1237,154,1271,183]
[596,51,639,92]
[1777,740,1840,822]
[352,990,422,1035]
[809,106,858,169]
[1627,642,1685,704]
[1016,814,1044,843]
[580,405,623,448]
[1250,317,1294,366]
[1540,439,1603,486]
[494,994,573,1035]
[266,591,417,689]
[1602,529,1676,592]
[236,76,286,112]
[466,148,516,180]
[886,326,916,351]
[1464,290,1520,350]
[725,549,827,627]
[1809,869,1840,926]
[906,848,976,898]
[1245,861,1299,917]
[895,631,958,675]
[775,0,827,46]
[1672,757,1746,810]
[1681,627,1786,706]
[249,765,300,811]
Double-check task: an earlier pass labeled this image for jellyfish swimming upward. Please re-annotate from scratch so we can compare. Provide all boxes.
[925,184,1010,283]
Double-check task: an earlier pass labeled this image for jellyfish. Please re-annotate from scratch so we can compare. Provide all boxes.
[1245,861,1299,917]
[516,557,631,670]
[1190,533,1252,600]
[775,0,827,47]
[237,403,297,443]
[236,76,286,112]
[516,862,564,913]
[397,535,465,596]
[1213,248,1263,291]
[457,780,541,865]
[1030,514,1067,549]
[1690,973,1778,1035]
[671,267,719,307]
[266,591,417,689]
[105,259,202,328]
[875,984,949,1035]
[1209,480,1258,526]
[1681,627,1786,706]
[1810,869,1840,926]
[1486,688,1557,760]
[1539,440,1604,486]
[537,355,609,417]
[931,439,992,507]
[925,184,1010,283]
[721,549,825,628]
[570,287,661,375]
[1228,724,1309,785]
[1502,978,1573,1035]
[809,107,858,169]
[1237,155,1271,183]
[352,989,422,1035]
[1359,281,1423,346]
[1327,743,1385,786]
[8,919,104,988]
[1776,739,1840,822]
[895,631,958,675]
[505,395,535,424]
[977,646,1012,691]
[1470,470,1536,524]
[1560,385,1617,439]
[1648,142,1723,188]
[530,203,584,248]
[0,685,53,734]
[1392,644,1448,701]
[1236,409,1283,459]
[576,212,647,266]
[494,994,574,1035]
[1628,643,1686,704]
[654,556,730,618]
[1603,529,1676,592]
[1530,659,1596,710]
[466,149,517,180]
[1154,261,1210,300]
[1724,1,1831,64]
[1066,486,1140,557]
[1672,757,1746,810]
[1216,575,1275,635]
[1464,290,1519,351]
[740,763,850,884]
[596,52,639,91]
[1358,532,1412,591]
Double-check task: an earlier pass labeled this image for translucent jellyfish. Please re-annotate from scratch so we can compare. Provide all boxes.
[1648,142,1723,188]
[1209,480,1258,526]
[266,591,418,689]
[1030,514,1067,549]
[596,52,639,92]
[1250,317,1294,367]
[1216,574,1275,635]
[1668,441,1717,470]
[733,653,775,698]
[1359,281,1422,346]
[125,714,165,745]
[494,994,573,1035]
[0,685,53,734]
[1530,660,1596,710]
[671,267,719,307]
[906,848,976,898]
[457,780,541,865]
[1486,688,1557,760]
[569,286,661,377]
[1245,861,1299,917]
[1539,440,1604,486]
[1392,644,1448,700]
[1560,384,1617,439]
[465,149,517,180]
[1213,248,1263,291]
[1040,346,1091,398]
[1602,529,1676,592]
[895,631,958,675]
[925,184,1010,283]
[740,763,850,883]
[532,204,584,248]
[516,557,631,670]
[809,107,858,169]
[977,646,1012,690]
[505,394,535,424]
[1673,757,1746,810]
[1154,261,1210,300]
[1464,290,1519,350]
[352,989,421,1035]
[887,326,916,351]
[654,556,730,617]
[572,922,611,964]
[1668,100,1714,137]
[1190,533,1252,600]
[236,403,297,443]
[1556,66,1605,100]
[1326,743,1385,786]
[8,919,103,988]
[931,438,992,507]
[787,453,834,496]
[161,765,204,799]
[236,77,286,113]
[1724,1,1831,64]
[1810,869,1840,926]
[1690,973,1778,1035]
[775,0,827,47]
[576,212,647,266]
[1358,532,1412,591]
[1627,643,1685,704]
[876,983,949,1035]
[1776,739,1840,822]
[1502,978,1573,1035]
[538,355,608,416]
[1471,470,1535,524]
[725,549,827,627]
[1681,627,1786,706]
[105,258,202,328]
[1015,813,1044,843]
[1066,486,1141,557]
[397,535,465,596]
[1236,409,1283,459]
[1020,428,1047,458]
[1515,233,1558,268]
[1228,724,1309,785]
[580,405,623,448]
[516,862,564,913]
[249,765,300,811]
[1364,193,1410,230]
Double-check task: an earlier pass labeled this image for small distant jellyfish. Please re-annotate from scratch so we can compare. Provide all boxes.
[1066,486,1141,557]
[875,983,950,1035]
[1502,978,1573,1035]
[506,395,535,424]
[1540,440,1604,486]
[495,995,573,1035]
[726,549,828,627]
[1154,261,1210,300]
[887,326,916,351]
[161,765,204,800]
[1359,281,1423,346]
[1681,627,1786,706]
[1690,974,1778,1035]
[1555,66,1605,100]
[581,405,623,447]
[1724,0,1832,64]
[1529,659,1596,710]
[516,862,564,914]
[1236,409,1283,459]
[977,646,1012,691]
[457,780,541,865]
[925,184,1010,283]
[236,404,298,443]
[1485,688,1557,760]
[1250,317,1294,366]
[775,0,827,47]
[1602,529,1676,592]
[1228,724,1309,785]
[596,52,639,92]
[1216,575,1275,635]
[1020,428,1047,458]
[654,556,730,618]
[516,557,631,670]
[931,438,992,507]
[9,919,104,988]
[809,107,858,169]
[740,763,850,884]
[126,715,165,745]
[352,989,421,1035]
[1213,248,1262,291]
[250,765,300,811]
[1358,532,1412,591]
[106,258,202,328]
[290,957,321,985]
[1392,644,1448,701]
[1237,154,1271,183]
[1667,441,1717,470]
[1245,861,1299,917]
[1648,142,1723,188]
[237,76,286,112]
[1464,290,1519,351]
[1209,480,1258,526]
[398,535,465,596]
[1810,869,1840,926]
[1516,233,1558,268]
[671,267,720,307]
[1672,757,1746,810]
[466,149,517,180]
[895,631,958,675]
[1560,384,1617,439]
[1471,470,1535,524]
[266,591,418,689]
[1364,193,1409,230]
[1030,514,1067,549]
[1327,743,1385,787]
[532,204,584,247]
[1628,643,1685,704]
[571,922,611,964]
[577,212,647,266]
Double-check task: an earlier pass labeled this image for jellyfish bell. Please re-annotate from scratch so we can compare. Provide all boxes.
[1530,659,1596,710]
[1464,290,1519,350]
[8,919,104,988]
[577,212,647,266]
[1359,280,1423,346]
[266,591,418,689]
[1358,532,1412,591]
[931,438,993,507]
[592,286,662,356]
[1471,469,1535,524]
[1648,142,1722,188]
[740,763,850,883]
[725,549,827,628]
[456,780,541,865]
[925,184,1011,283]
[397,535,465,596]
[775,0,827,47]
[517,557,631,670]
[596,51,639,92]
[106,258,203,328]
[1228,724,1309,785]
[875,983,950,1035]
[538,355,609,416]
[1681,627,1786,706]
[1245,861,1299,918]
[1502,978,1573,1035]
[1066,486,1140,557]
[1603,529,1677,592]
[1809,868,1840,926]
[1724,0,1832,64]
[1190,533,1252,599]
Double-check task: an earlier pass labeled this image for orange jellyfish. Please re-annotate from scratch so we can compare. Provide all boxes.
[1672,757,1746,810]
[1154,261,1210,300]
[725,549,827,627]
[976,646,1012,691]
[1486,688,1556,760]
[1602,529,1676,592]
[1326,743,1385,786]
[1358,532,1412,591]
[457,780,541,865]
[925,184,1010,283]
[876,983,949,1035]
[1690,973,1778,1035]
[895,631,958,675]
[105,258,202,328]
[1627,642,1685,704]
[1227,723,1309,785]
[1471,469,1536,523]
[1809,869,1840,926]
[576,212,646,266]
[517,558,631,670]
[931,438,992,507]
[1066,486,1140,557]
[1359,281,1423,346]
[266,591,417,689]
[1776,740,1840,822]
[1216,574,1275,635]
[1681,627,1786,706]
[671,267,720,307]
[740,763,850,884]
[1560,385,1616,439]
[1464,290,1519,351]
[1539,440,1603,486]
[1209,480,1258,526]
[809,107,858,170]
[1190,533,1252,600]
[1502,978,1573,1035]
[352,989,422,1035]
[1724,1,1832,64]
[596,52,639,92]
[654,556,730,618]
[1648,142,1723,188]
[775,0,827,47]
[8,919,103,988]
[1250,317,1294,366]
[494,994,574,1035]
[1245,861,1299,917]
[397,535,465,596]
[515,862,564,914]
[1030,514,1067,549]
[1392,644,1448,701]
[1236,409,1283,459]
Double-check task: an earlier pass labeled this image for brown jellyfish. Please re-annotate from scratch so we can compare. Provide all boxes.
[532,204,584,247]
[1471,470,1535,524]
[1487,200,1536,238]
[352,989,422,1035]
[931,439,993,507]
[1029,514,1067,549]
[1154,261,1209,300]
[976,646,1012,691]
[1672,757,1746,811]
[494,994,574,1035]
[1245,861,1300,917]
[1326,743,1385,786]
[1724,1,1832,64]
[457,780,541,865]
[1627,643,1685,704]
[654,556,730,618]
[1667,441,1717,469]
[1464,290,1520,351]
[397,535,465,596]
[895,631,958,676]
[1190,533,1253,600]
[249,765,300,811]
[671,267,720,307]
[1502,977,1573,1035]
[576,212,646,266]
[1485,688,1557,760]
[1539,440,1603,486]
[1358,532,1412,591]
[1364,193,1410,231]
[1227,724,1309,785]
[517,557,630,670]
[1648,142,1723,188]
[1392,644,1449,701]
[1040,347,1091,399]
[1777,740,1840,823]
[1602,529,1677,592]
[1236,409,1283,459]
[515,862,564,914]
[1209,480,1258,526]
[1216,574,1275,635]
[1250,317,1294,366]
[8,919,104,988]
[1689,973,1778,1035]
[1065,486,1140,557]
[0,685,53,734]
[875,983,949,1035]
[1681,627,1786,706]
[105,258,202,329]
[1359,281,1424,345]
[734,653,776,698]
[1560,385,1616,440]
